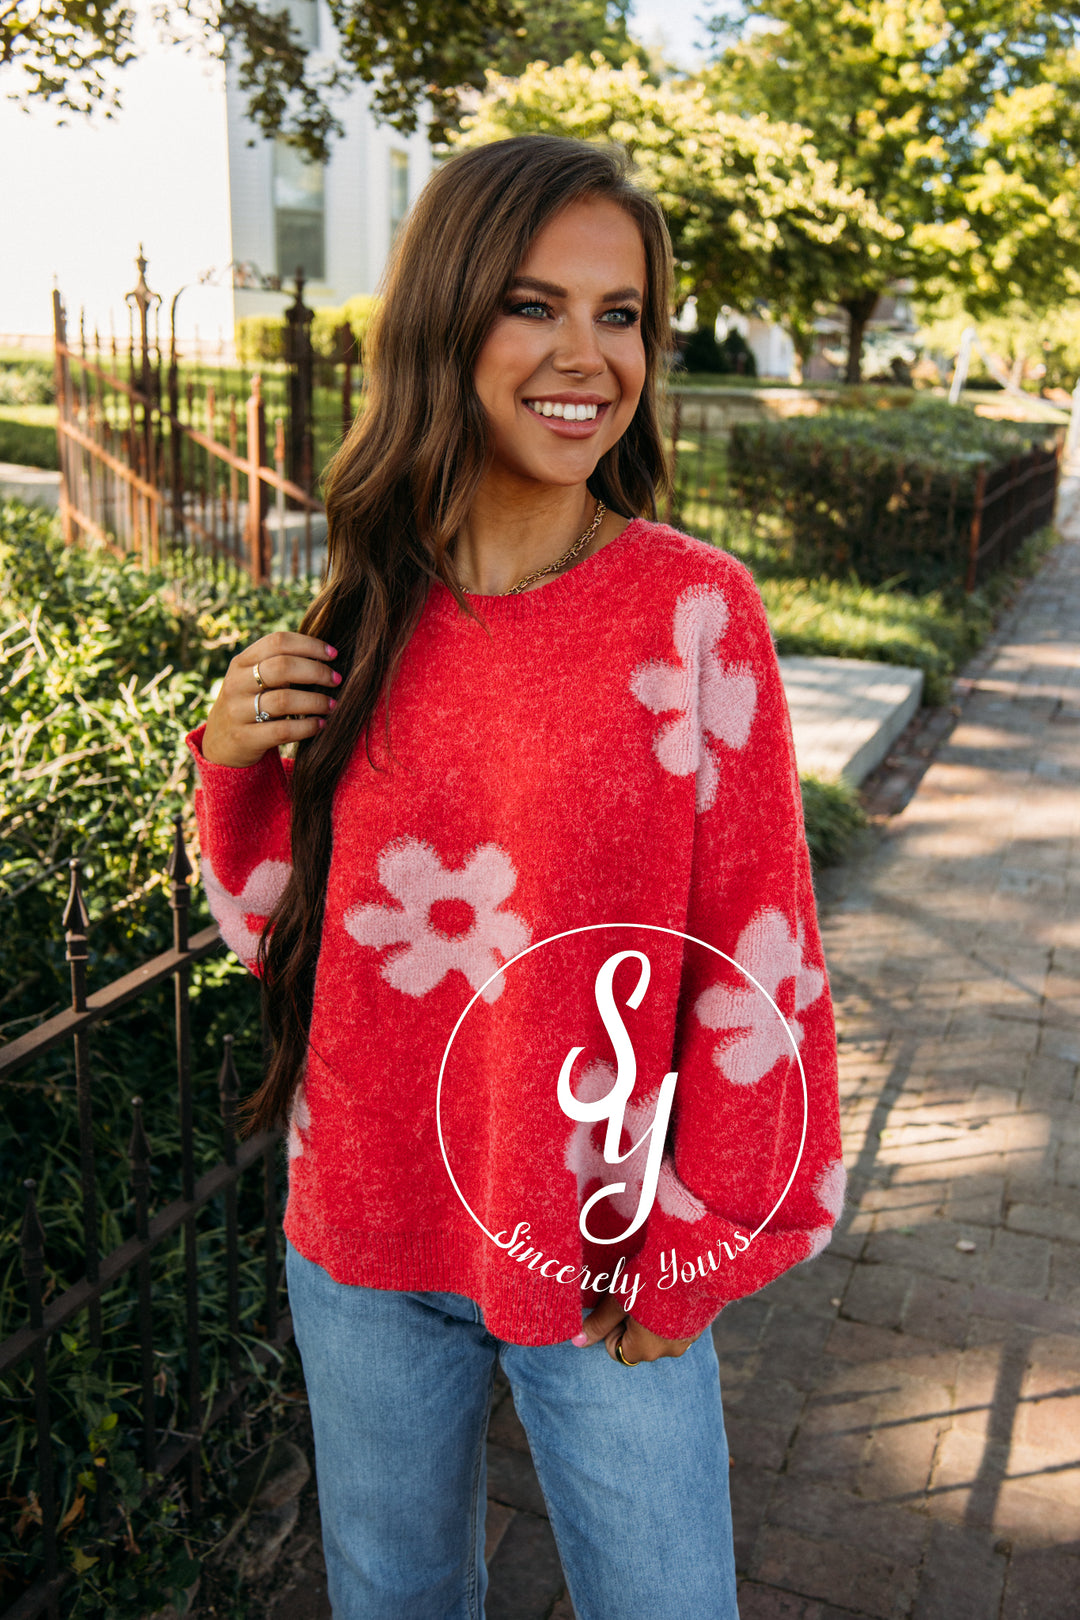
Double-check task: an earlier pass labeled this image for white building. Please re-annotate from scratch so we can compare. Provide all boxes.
[227,0,434,327]
[0,0,432,346]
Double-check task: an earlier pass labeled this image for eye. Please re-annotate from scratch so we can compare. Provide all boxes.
[506,299,552,319]
[600,306,641,328]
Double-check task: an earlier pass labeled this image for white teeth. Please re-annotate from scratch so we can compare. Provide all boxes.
[526,400,599,421]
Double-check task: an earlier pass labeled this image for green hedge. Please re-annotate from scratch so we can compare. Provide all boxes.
[0,407,60,470]
[0,505,317,1615]
[728,400,1054,593]
[0,359,55,407]
[235,294,380,366]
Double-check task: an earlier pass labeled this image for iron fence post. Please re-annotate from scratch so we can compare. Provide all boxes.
[245,377,269,585]
[21,1181,58,1590]
[218,1037,243,1384]
[129,1097,157,1474]
[966,464,987,592]
[167,817,202,1512]
[52,291,74,547]
[63,859,102,1350]
[285,269,315,494]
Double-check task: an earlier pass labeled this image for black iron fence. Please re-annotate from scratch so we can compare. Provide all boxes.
[53,255,333,589]
[0,825,286,1620]
[965,445,1061,589]
[722,412,1062,594]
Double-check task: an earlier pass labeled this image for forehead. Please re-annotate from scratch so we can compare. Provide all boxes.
[512,196,647,289]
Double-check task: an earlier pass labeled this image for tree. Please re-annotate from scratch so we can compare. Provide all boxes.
[706,0,1080,380]
[451,54,897,355]
[0,0,636,157]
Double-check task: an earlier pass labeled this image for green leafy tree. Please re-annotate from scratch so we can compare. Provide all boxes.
[707,0,1080,379]
[451,54,897,357]
[0,0,635,156]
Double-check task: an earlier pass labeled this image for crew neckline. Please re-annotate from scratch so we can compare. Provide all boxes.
[427,516,651,620]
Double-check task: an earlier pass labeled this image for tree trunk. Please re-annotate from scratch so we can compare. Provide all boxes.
[841,293,880,384]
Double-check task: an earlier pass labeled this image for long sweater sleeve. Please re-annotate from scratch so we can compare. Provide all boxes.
[185,722,294,970]
[626,560,844,1339]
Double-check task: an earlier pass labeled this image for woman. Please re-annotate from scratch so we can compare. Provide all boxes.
[187,135,844,1620]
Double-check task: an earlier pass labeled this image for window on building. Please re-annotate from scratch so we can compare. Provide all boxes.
[285,0,319,49]
[389,149,410,240]
[274,140,325,283]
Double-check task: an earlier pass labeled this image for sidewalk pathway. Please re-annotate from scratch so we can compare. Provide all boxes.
[265,498,1080,1620]
[727,495,1080,1619]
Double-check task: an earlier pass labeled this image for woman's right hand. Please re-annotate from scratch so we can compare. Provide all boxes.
[200,631,342,767]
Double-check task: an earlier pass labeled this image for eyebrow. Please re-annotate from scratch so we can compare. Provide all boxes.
[508,276,644,303]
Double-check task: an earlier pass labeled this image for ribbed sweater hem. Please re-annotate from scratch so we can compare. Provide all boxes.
[282,1209,599,1346]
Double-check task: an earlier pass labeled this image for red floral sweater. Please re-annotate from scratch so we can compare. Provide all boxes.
[186,518,844,1345]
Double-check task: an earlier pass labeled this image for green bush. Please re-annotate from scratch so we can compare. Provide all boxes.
[234,315,285,364]
[0,502,313,1019]
[0,359,56,407]
[800,774,867,868]
[728,399,1054,592]
[0,502,317,1615]
[681,327,724,373]
[236,296,381,367]
[717,328,757,377]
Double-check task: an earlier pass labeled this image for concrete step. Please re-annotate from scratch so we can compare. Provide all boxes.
[779,654,924,785]
[0,462,61,511]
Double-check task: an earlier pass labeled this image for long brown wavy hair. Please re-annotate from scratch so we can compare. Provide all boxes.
[245,134,675,1134]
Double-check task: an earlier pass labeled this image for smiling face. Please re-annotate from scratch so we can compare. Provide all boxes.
[472,194,648,494]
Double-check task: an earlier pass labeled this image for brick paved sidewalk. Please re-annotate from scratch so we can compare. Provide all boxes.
[726,500,1080,1620]
[265,498,1080,1620]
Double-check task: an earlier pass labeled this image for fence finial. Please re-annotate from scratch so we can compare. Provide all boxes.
[167,813,193,886]
[63,859,90,1014]
[62,857,89,941]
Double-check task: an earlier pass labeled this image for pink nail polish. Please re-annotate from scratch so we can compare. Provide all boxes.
[571,1332,589,1348]
[328,698,336,710]
[326,644,337,658]
[317,718,326,728]
[332,671,343,685]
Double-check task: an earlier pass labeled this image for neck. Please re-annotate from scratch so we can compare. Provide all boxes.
[452,473,599,595]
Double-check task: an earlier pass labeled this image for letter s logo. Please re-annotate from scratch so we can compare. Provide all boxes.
[557,951,677,1246]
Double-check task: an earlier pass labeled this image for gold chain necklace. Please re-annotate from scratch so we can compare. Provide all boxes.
[504,500,607,595]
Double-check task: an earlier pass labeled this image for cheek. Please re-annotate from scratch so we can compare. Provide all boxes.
[474,324,541,406]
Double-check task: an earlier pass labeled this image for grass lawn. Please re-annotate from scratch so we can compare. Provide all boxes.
[0,405,59,470]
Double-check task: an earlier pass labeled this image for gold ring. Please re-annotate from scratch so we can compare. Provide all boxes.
[253,662,265,689]
[615,1337,639,1367]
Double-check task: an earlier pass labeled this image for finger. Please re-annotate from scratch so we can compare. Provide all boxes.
[218,714,325,764]
[573,1295,625,1350]
[239,684,337,720]
[609,1323,649,1364]
[242,653,342,691]
[235,631,338,669]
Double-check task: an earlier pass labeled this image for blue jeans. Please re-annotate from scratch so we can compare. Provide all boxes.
[286,1241,739,1620]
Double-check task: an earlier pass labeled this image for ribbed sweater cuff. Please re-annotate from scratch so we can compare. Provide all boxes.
[185,723,291,839]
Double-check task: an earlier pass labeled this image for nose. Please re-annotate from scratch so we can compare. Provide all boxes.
[552,310,604,378]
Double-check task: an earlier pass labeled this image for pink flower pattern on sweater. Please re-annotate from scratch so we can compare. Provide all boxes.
[629,584,758,812]
[694,907,825,1086]
[805,1157,847,1258]
[199,853,291,970]
[343,835,531,1003]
